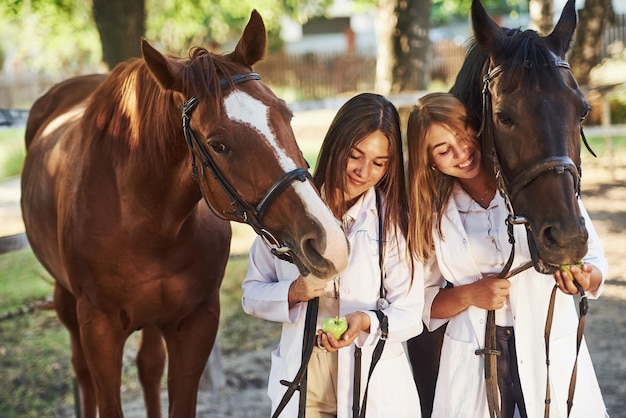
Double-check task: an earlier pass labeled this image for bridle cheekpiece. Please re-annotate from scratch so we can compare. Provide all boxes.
[181,72,312,264]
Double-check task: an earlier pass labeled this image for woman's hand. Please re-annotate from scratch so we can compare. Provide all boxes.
[553,262,601,295]
[431,275,510,318]
[316,311,371,352]
[465,275,511,311]
[287,275,329,307]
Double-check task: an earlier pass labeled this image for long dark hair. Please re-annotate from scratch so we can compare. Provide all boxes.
[313,92,408,242]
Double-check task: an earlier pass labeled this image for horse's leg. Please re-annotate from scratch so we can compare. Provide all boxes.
[137,325,166,418]
[76,299,127,418]
[53,283,98,418]
[163,299,220,418]
[406,324,446,418]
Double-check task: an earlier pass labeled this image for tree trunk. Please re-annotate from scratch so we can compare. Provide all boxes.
[528,0,554,35]
[92,0,145,70]
[375,0,430,94]
[569,0,615,87]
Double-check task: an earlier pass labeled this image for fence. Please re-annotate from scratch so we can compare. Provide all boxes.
[0,41,465,110]
[600,13,626,60]
[0,72,59,110]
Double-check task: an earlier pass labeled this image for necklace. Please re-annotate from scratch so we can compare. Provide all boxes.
[468,183,497,209]
[476,188,492,205]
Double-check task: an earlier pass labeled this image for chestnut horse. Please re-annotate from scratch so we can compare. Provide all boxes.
[21,11,348,418]
[408,0,592,416]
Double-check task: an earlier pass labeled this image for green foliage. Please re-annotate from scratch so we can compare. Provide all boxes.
[0,0,102,75]
[1,0,329,77]
[431,0,526,25]
[144,0,326,56]
[282,0,334,23]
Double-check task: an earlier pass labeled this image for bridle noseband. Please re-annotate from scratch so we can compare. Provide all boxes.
[181,72,312,264]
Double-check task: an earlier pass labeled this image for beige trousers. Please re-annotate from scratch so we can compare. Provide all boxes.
[305,346,339,418]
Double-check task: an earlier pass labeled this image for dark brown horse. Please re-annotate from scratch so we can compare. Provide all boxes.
[408,0,591,415]
[21,11,349,418]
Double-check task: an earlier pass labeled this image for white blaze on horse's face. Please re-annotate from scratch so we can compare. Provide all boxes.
[223,91,349,272]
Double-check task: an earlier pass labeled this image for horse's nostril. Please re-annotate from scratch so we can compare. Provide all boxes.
[297,227,348,280]
[542,225,560,246]
[302,234,326,262]
[537,217,589,264]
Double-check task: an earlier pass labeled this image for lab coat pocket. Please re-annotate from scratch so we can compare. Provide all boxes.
[434,337,485,417]
[363,346,421,417]
[268,348,289,407]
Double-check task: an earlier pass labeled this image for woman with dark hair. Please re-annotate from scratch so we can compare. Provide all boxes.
[243,93,424,417]
[405,92,607,417]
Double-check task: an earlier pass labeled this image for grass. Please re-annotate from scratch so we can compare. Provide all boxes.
[0,128,25,179]
[0,249,53,311]
[582,134,626,157]
[0,311,73,418]
[0,248,279,416]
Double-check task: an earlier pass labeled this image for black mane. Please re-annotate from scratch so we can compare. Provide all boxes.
[449,27,565,118]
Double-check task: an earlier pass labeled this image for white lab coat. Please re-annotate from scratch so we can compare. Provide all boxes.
[243,188,423,418]
[424,189,609,418]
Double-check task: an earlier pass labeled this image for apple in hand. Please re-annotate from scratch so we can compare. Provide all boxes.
[322,316,348,340]
[559,260,583,281]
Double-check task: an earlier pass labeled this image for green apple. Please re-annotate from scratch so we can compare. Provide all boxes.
[559,260,583,280]
[322,316,348,340]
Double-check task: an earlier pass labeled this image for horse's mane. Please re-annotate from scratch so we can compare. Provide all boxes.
[81,47,246,169]
[450,27,566,118]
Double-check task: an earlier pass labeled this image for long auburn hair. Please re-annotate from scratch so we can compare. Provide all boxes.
[313,92,408,244]
[405,92,481,261]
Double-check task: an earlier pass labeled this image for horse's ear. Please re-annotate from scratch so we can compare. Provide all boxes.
[544,0,577,58]
[470,0,506,57]
[229,9,267,67]
[141,38,184,91]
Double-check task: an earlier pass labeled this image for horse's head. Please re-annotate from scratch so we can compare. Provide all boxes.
[140,10,349,279]
[470,0,589,272]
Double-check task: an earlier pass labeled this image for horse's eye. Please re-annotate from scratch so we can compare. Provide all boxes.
[495,112,514,127]
[580,107,591,122]
[208,141,228,154]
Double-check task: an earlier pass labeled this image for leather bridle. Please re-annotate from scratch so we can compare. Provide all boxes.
[479,59,588,276]
[181,72,312,266]
[477,59,592,418]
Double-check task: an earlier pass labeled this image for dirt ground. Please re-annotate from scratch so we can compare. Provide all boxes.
[2,110,625,417]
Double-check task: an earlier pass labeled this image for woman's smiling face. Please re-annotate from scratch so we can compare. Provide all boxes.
[343,130,389,205]
[426,123,481,180]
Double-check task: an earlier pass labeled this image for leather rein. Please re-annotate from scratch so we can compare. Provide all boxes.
[477,59,592,418]
[181,72,312,265]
